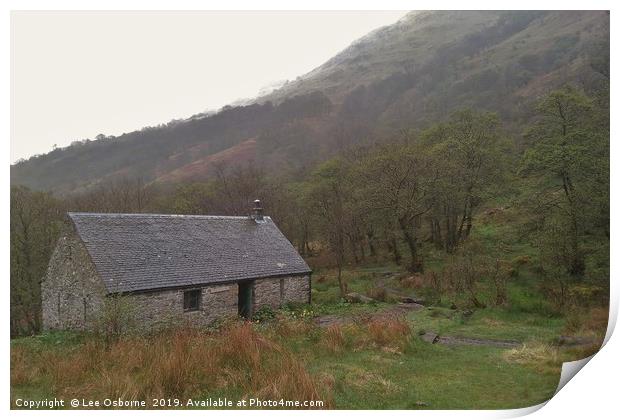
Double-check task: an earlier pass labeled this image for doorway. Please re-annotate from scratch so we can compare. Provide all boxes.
[238,281,254,318]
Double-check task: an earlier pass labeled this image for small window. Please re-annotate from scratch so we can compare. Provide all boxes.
[183,289,201,312]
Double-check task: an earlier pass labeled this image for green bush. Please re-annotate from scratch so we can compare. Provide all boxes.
[252,305,277,323]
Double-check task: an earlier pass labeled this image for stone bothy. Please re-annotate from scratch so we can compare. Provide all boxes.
[42,204,311,331]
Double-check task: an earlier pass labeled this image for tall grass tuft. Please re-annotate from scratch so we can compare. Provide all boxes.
[503,343,561,375]
[321,325,345,354]
[273,316,315,338]
[366,316,412,352]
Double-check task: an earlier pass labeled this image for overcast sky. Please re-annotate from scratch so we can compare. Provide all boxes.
[10,11,407,162]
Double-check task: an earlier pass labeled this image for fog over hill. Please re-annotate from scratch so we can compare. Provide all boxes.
[11,10,609,194]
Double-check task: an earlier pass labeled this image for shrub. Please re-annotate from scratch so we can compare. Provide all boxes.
[568,285,607,306]
[94,294,136,343]
[252,305,277,323]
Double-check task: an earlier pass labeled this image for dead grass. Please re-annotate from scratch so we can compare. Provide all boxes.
[315,316,413,355]
[273,316,315,338]
[366,316,412,353]
[340,365,402,393]
[366,287,388,302]
[321,325,345,354]
[11,322,333,408]
[399,275,424,289]
[503,343,561,375]
[562,306,609,338]
[10,347,38,386]
[582,307,609,336]
[315,275,329,284]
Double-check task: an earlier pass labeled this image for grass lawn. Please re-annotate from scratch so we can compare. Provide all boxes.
[306,342,559,409]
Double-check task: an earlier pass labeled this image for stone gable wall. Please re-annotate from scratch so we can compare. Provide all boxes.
[41,228,107,330]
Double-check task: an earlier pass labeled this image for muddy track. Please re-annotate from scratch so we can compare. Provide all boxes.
[313,300,526,349]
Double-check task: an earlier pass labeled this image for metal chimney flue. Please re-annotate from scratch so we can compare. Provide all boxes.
[252,199,264,222]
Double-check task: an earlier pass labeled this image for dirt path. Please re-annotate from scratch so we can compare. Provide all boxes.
[313,304,523,348]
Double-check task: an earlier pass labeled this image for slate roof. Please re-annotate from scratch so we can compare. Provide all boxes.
[67,212,311,294]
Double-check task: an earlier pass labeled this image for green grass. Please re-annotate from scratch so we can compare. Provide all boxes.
[263,310,567,409]
[408,306,564,342]
[307,341,558,409]
[12,330,86,350]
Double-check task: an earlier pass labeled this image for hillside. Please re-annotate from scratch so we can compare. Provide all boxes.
[11,10,609,194]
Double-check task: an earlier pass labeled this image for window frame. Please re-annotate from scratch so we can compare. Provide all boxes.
[183,289,202,312]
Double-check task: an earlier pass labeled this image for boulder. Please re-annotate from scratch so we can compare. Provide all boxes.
[420,332,440,344]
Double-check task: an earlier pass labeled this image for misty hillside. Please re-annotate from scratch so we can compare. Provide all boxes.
[11,10,609,194]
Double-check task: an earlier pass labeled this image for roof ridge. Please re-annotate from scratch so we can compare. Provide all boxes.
[68,212,267,220]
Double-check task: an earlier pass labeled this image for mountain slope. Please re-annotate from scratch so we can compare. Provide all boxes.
[11,10,609,194]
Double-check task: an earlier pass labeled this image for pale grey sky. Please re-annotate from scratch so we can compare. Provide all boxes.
[10,11,407,162]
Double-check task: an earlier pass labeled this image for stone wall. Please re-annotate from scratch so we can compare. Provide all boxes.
[282,274,311,304]
[127,284,238,331]
[253,278,282,310]
[127,274,310,329]
[41,228,107,330]
[252,274,311,312]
